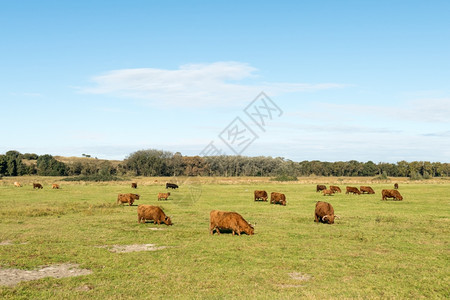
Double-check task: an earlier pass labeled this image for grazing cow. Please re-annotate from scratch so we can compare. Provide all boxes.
[346,186,361,195]
[166,183,179,189]
[394,183,399,189]
[270,192,286,206]
[360,186,375,194]
[330,185,341,193]
[322,189,333,196]
[117,193,140,206]
[316,185,327,192]
[14,182,22,187]
[52,184,60,189]
[210,210,254,236]
[382,189,403,201]
[33,183,43,189]
[137,205,172,225]
[131,182,137,189]
[314,201,336,224]
[158,192,170,201]
[254,190,268,201]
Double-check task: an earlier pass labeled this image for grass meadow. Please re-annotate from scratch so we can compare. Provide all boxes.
[0,177,449,299]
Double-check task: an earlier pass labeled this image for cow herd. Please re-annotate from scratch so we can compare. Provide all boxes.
[316,183,403,201]
[14,182,60,189]
[12,180,405,235]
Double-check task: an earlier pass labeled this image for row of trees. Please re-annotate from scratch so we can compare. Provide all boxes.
[1,149,449,178]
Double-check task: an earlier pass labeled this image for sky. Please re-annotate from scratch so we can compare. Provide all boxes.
[1,0,449,163]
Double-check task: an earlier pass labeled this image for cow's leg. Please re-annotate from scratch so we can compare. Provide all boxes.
[314,214,319,222]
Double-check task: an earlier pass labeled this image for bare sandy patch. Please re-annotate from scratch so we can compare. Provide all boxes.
[0,240,27,246]
[97,244,168,253]
[148,227,165,231]
[0,263,92,287]
[288,272,312,281]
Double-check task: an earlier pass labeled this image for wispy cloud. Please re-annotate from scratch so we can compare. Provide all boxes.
[422,130,450,137]
[79,62,346,107]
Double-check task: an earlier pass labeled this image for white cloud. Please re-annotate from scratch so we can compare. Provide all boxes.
[79,61,346,107]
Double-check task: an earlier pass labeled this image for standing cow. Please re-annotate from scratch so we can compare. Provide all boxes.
[330,185,341,193]
[52,184,60,189]
[316,185,327,192]
[270,192,286,206]
[254,190,268,201]
[166,183,179,189]
[14,182,22,187]
[131,182,138,189]
[314,201,336,224]
[346,186,361,195]
[117,193,140,206]
[209,210,254,236]
[382,189,403,201]
[33,183,43,189]
[158,192,170,201]
[322,189,333,196]
[360,186,375,194]
[394,183,399,189]
[138,205,172,225]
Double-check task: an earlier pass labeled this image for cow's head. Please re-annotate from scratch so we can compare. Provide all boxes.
[322,214,335,224]
[134,194,140,200]
[282,200,287,206]
[167,192,170,196]
[164,216,173,226]
[245,223,255,235]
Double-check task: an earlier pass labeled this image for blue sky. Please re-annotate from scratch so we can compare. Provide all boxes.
[1,1,449,162]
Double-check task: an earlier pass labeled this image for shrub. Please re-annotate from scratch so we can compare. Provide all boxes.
[374,171,389,180]
[409,172,423,180]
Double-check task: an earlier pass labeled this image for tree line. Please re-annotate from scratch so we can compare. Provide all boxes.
[1,149,449,179]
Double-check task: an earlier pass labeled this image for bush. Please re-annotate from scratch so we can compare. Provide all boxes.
[62,174,124,182]
[410,172,423,180]
[422,171,432,179]
[271,174,298,181]
[374,171,389,180]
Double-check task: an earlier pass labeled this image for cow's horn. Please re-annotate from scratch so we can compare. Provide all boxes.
[322,215,328,221]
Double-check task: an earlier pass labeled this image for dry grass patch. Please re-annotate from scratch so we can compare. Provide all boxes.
[0,263,92,287]
[97,244,168,253]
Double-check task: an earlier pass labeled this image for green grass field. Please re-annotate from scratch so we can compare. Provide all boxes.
[0,177,449,299]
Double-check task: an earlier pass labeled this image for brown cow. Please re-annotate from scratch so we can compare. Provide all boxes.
[209,210,254,236]
[316,185,327,192]
[382,189,403,201]
[157,192,170,201]
[330,185,341,193]
[254,190,268,201]
[322,189,333,196]
[131,182,137,189]
[52,184,60,189]
[270,192,286,206]
[137,205,172,225]
[394,183,399,189]
[360,186,375,194]
[117,193,140,206]
[14,182,22,187]
[346,186,361,195]
[33,183,43,189]
[314,201,336,224]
